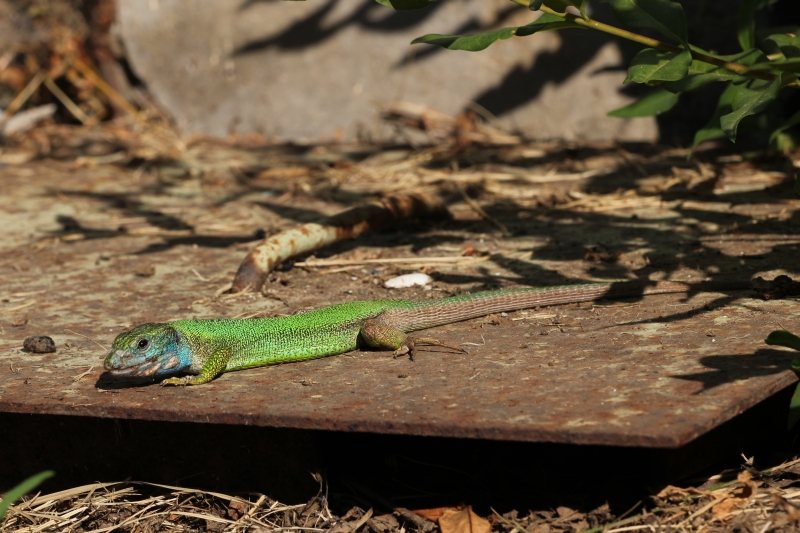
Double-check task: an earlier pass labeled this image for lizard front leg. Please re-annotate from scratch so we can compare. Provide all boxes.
[160,347,232,386]
[361,319,465,360]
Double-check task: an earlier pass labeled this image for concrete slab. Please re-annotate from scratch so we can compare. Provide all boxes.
[116,0,657,142]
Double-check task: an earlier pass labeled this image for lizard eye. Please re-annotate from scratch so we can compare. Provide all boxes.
[136,338,150,351]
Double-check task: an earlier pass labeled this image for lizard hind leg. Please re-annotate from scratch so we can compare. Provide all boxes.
[360,319,465,361]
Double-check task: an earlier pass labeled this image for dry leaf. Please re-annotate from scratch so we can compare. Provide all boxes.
[439,506,491,533]
[556,506,578,519]
[370,514,400,532]
[656,485,710,502]
[711,471,758,519]
[481,314,501,326]
[711,497,739,519]
[413,507,455,522]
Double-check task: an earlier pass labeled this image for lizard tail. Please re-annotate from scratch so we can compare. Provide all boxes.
[383,280,750,332]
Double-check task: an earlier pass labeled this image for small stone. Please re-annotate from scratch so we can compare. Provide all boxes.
[23,336,56,353]
[134,264,156,277]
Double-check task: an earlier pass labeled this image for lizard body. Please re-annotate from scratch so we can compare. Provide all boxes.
[104,281,744,386]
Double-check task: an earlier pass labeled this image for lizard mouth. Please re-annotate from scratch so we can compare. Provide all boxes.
[104,350,180,378]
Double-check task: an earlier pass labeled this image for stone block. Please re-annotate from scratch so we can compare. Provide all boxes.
[117,0,656,141]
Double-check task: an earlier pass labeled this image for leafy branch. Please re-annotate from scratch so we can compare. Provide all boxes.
[377,0,800,154]
[765,331,800,430]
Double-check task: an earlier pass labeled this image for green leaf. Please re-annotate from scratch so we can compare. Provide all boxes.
[412,28,515,51]
[374,0,436,9]
[607,87,679,118]
[543,0,571,12]
[661,63,739,93]
[0,471,54,521]
[788,382,800,430]
[662,49,766,93]
[769,108,800,146]
[689,83,738,156]
[738,0,757,51]
[516,13,578,36]
[625,48,692,84]
[746,58,800,73]
[604,0,688,45]
[719,77,781,142]
[410,13,579,51]
[764,33,800,58]
[766,330,800,351]
[766,330,800,430]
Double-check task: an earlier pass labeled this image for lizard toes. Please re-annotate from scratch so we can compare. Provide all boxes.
[392,345,410,359]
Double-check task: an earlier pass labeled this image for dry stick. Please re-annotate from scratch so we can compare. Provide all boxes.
[456,182,510,236]
[491,507,529,532]
[64,328,108,351]
[43,77,90,124]
[294,255,490,267]
[347,508,373,533]
[0,301,35,314]
[71,366,95,382]
[71,59,143,122]
[1,71,46,122]
[231,192,449,293]
[70,59,186,151]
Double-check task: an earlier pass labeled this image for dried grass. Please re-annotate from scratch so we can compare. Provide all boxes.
[1,481,332,533]
[8,460,800,532]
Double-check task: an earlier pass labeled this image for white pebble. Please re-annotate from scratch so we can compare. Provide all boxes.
[384,273,433,289]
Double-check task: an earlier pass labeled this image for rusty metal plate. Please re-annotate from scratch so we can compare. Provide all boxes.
[1,144,799,448]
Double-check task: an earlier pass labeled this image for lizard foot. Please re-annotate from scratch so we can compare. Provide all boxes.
[160,376,193,386]
[393,337,467,361]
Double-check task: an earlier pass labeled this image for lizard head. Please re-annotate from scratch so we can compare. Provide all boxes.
[104,323,192,378]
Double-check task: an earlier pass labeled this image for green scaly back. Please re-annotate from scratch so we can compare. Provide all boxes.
[171,299,417,371]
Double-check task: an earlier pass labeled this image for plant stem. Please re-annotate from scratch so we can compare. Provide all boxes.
[516,2,782,82]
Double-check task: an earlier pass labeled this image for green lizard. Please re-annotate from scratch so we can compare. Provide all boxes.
[103,280,742,386]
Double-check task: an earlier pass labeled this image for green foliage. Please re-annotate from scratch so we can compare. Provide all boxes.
[410,13,579,52]
[0,471,54,522]
[661,49,764,93]
[689,83,738,155]
[765,33,800,58]
[603,0,688,45]
[747,59,800,73]
[765,331,800,430]
[720,77,782,142]
[768,330,800,352]
[738,0,758,51]
[624,48,691,84]
[374,0,800,154]
[607,87,679,117]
